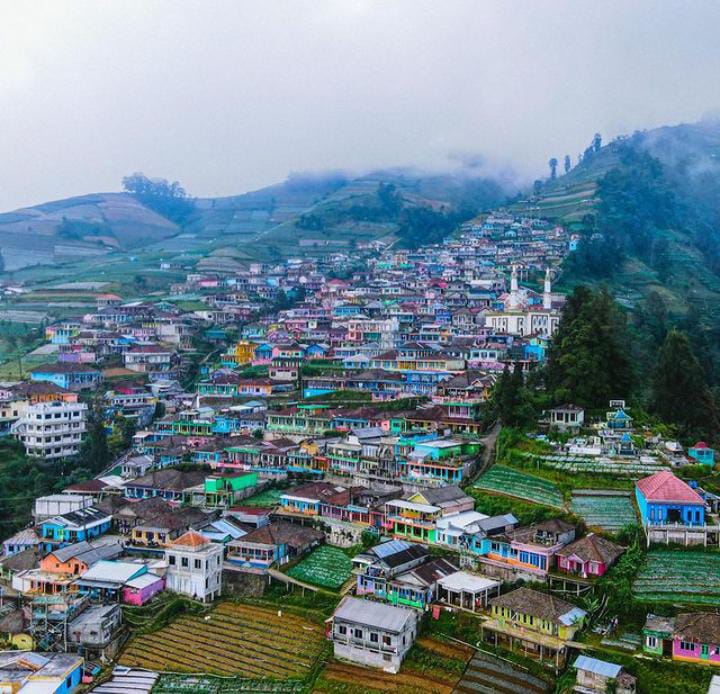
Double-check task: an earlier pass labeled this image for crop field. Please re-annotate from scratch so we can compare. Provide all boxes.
[287,545,351,590]
[571,491,637,532]
[633,550,720,606]
[473,465,563,508]
[517,452,670,477]
[455,651,550,694]
[314,636,473,693]
[119,602,327,680]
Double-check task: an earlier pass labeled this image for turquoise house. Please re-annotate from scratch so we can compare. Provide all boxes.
[688,441,715,466]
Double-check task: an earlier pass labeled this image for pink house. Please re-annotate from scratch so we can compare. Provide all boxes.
[555,533,624,579]
[121,572,165,606]
[673,613,720,666]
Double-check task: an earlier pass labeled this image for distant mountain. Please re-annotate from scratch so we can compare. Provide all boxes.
[0,168,507,271]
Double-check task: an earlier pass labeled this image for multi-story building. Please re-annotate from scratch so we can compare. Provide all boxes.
[12,400,87,460]
[164,530,223,603]
[328,596,418,673]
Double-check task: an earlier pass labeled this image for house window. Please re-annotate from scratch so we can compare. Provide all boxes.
[338,625,347,635]
[680,640,694,651]
[383,635,391,646]
[181,557,189,568]
[195,559,202,569]
[354,628,363,639]
[370,632,378,643]
[646,636,657,648]
[168,555,176,565]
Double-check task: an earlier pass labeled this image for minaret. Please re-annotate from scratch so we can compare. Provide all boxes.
[543,268,552,310]
[507,265,520,309]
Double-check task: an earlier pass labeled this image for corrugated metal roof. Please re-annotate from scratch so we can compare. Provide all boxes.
[573,655,622,678]
[334,596,415,632]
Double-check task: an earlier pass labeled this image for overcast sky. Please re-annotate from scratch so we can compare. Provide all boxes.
[1,0,719,210]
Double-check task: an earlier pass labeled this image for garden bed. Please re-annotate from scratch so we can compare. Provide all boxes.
[287,545,352,590]
[473,465,563,508]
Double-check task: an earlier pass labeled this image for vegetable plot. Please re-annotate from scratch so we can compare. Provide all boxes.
[571,491,637,532]
[119,602,326,679]
[633,550,720,606]
[473,465,563,508]
[287,545,352,590]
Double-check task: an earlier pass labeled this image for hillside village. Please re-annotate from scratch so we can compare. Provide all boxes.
[0,209,719,694]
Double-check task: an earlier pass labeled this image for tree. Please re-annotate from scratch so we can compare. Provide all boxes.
[650,330,720,441]
[593,132,602,152]
[546,287,633,408]
[80,406,110,473]
[564,155,571,174]
[548,158,558,180]
[533,179,543,196]
[122,172,194,225]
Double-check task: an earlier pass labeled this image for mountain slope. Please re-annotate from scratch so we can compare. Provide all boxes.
[0,192,179,271]
[510,120,720,327]
[0,168,507,272]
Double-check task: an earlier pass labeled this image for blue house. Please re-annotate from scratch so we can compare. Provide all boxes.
[688,441,715,466]
[30,362,102,391]
[0,652,84,693]
[636,470,705,526]
[40,507,112,548]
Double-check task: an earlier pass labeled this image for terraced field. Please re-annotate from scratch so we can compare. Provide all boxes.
[571,491,637,532]
[517,452,669,478]
[119,602,327,680]
[314,636,472,693]
[633,550,720,606]
[287,545,352,590]
[473,465,563,508]
[455,651,550,694]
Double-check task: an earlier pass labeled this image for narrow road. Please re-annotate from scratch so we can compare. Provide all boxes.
[469,422,501,484]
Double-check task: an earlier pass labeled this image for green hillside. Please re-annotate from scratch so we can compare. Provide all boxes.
[511,122,720,332]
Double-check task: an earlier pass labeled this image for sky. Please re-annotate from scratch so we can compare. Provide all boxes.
[1,0,720,211]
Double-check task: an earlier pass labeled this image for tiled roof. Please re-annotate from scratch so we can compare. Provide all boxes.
[636,470,704,504]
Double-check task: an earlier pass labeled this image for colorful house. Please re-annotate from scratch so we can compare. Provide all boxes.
[555,533,624,579]
[40,507,112,547]
[30,362,102,391]
[673,613,720,666]
[487,587,587,667]
[635,470,705,527]
[473,519,575,577]
[643,614,675,656]
[225,521,324,573]
[689,441,716,467]
[121,572,166,606]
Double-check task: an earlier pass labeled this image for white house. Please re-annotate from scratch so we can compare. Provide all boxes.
[328,596,417,673]
[164,530,223,603]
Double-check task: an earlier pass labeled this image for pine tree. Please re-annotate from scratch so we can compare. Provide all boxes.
[650,330,719,441]
[547,287,633,408]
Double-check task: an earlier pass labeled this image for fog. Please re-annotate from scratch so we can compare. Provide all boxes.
[1,0,719,210]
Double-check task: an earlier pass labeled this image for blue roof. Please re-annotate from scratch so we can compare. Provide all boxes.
[573,655,622,678]
[372,539,412,559]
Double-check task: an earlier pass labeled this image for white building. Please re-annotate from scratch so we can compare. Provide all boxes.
[484,266,561,337]
[329,596,417,673]
[164,530,223,603]
[12,400,87,460]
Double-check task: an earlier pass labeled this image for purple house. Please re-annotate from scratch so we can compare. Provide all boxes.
[673,612,720,666]
[121,572,165,606]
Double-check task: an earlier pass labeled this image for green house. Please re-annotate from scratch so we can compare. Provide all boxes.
[204,473,258,508]
[643,614,675,656]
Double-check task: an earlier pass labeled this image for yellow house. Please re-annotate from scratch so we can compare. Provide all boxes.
[223,341,258,367]
[485,587,587,667]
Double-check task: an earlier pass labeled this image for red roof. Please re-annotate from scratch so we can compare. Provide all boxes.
[636,470,704,504]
